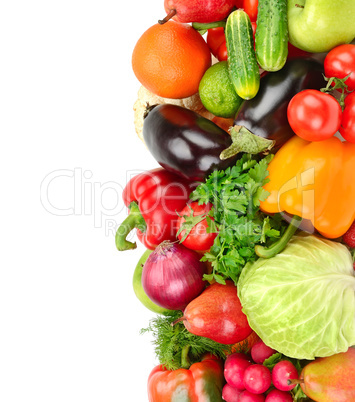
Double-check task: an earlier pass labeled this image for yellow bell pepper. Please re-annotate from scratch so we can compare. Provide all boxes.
[261,136,355,239]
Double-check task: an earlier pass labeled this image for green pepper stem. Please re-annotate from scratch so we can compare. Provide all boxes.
[180,345,191,369]
[255,215,302,259]
[115,202,147,251]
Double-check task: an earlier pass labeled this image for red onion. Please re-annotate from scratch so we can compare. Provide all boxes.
[142,241,207,310]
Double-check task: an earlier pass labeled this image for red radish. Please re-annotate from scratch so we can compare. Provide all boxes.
[222,383,243,402]
[239,390,265,401]
[272,361,299,391]
[225,353,252,389]
[343,220,355,248]
[243,364,272,394]
[265,389,293,402]
[142,241,207,310]
[251,341,276,364]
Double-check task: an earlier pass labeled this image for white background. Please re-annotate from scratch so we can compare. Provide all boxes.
[0,1,170,400]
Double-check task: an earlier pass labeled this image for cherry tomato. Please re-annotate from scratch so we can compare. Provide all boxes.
[340,92,355,143]
[177,202,217,251]
[207,27,225,57]
[216,41,228,61]
[287,90,342,142]
[244,0,258,22]
[324,44,355,92]
[234,0,244,7]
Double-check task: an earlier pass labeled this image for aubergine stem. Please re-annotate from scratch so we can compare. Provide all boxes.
[255,215,303,259]
[220,125,275,160]
[158,9,177,25]
[180,345,191,369]
[115,201,147,251]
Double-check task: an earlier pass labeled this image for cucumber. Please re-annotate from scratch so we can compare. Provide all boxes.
[255,0,288,72]
[225,10,260,100]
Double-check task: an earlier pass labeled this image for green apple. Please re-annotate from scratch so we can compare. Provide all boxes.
[287,0,355,53]
[132,249,174,315]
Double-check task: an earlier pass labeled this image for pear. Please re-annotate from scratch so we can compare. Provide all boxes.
[292,348,355,401]
[175,280,252,345]
[159,0,235,24]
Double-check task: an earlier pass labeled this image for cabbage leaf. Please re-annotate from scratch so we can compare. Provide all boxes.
[238,233,355,359]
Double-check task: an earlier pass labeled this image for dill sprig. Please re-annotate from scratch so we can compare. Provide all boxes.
[141,311,231,370]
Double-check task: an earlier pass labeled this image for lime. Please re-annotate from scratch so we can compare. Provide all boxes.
[199,61,244,118]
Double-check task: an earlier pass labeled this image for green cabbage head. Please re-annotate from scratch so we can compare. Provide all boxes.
[238,233,355,359]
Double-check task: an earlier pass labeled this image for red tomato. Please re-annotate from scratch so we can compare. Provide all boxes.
[251,21,257,38]
[340,92,355,143]
[324,44,355,92]
[216,41,228,61]
[244,0,258,22]
[234,0,244,7]
[287,90,342,142]
[207,27,225,57]
[177,202,217,251]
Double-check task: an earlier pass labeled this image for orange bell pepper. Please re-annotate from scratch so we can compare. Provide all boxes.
[260,136,355,239]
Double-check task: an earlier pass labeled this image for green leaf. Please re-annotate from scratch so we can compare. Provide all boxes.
[189,154,286,284]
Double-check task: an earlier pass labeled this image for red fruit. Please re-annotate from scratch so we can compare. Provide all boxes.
[265,389,293,402]
[222,383,244,402]
[161,0,235,24]
[239,390,265,402]
[225,353,252,389]
[180,281,253,344]
[251,341,276,364]
[272,361,299,392]
[343,220,355,248]
[243,364,272,394]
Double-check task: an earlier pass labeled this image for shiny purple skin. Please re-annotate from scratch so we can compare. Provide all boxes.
[141,241,207,310]
[234,58,325,152]
[143,104,239,181]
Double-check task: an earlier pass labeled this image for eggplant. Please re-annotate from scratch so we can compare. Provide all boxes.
[143,104,238,181]
[234,58,325,150]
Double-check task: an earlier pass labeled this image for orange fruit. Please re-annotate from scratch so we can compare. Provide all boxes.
[132,21,211,99]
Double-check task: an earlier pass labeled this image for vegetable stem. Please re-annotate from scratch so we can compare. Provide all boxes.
[158,9,177,25]
[115,202,147,251]
[255,215,302,259]
[192,20,227,31]
[220,125,275,160]
[180,345,191,369]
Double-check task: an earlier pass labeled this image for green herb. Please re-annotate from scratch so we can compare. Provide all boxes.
[141,311,231,370]
[190,154,286,285]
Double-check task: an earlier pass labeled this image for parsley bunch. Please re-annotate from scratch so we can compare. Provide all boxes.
[190,154,286,285]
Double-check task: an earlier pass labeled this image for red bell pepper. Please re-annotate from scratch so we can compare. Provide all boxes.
[148,353,225,402]
[115,168,194,250]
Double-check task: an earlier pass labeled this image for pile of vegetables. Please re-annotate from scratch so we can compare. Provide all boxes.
[119,1,355,401]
